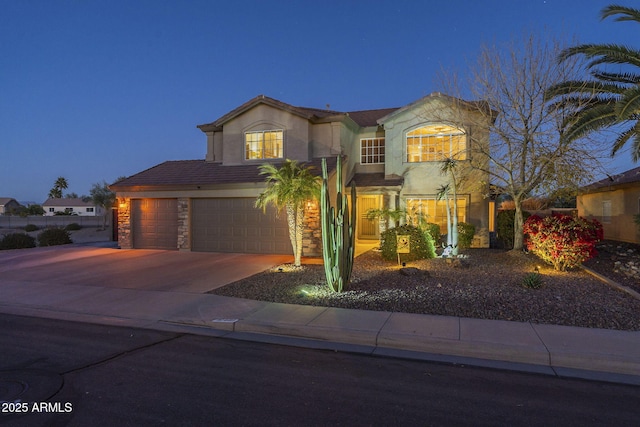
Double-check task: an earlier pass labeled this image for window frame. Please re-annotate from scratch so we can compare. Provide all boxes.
[360,137,385,164]
[602,200,612,224]
[244,129,284,161]
[405,196,469,234]
[405,124,467,163]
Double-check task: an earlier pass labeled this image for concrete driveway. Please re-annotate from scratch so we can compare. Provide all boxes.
[0,245,292,293]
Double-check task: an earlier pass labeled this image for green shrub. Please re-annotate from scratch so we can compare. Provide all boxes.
[24,224,39,232]
[457,222,476,249]
[38,228,72,246]
[497,210,531,249]
[524,214,603,271]
[422,222,441,247]
[380,224,436,261]
[65,222,82,231]
[0,233,37,250]
[521,272,544,289]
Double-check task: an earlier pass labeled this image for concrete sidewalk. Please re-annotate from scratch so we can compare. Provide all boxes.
[0,244,638,386]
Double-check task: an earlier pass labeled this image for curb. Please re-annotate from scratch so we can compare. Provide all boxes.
[582,265,640,300]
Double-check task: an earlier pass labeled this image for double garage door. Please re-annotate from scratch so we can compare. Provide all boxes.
[132,198,290,254]
[191,198,290,254]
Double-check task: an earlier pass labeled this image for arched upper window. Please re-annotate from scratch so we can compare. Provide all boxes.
[405,124,466,163]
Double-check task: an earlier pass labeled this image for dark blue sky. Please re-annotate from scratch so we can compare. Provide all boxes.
[1,0,637,202]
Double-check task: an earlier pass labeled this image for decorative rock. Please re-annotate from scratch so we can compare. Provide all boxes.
[399,267,427,276]
[445,258,469,268]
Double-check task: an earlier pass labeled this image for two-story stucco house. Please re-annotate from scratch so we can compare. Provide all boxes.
[110,93,492,254]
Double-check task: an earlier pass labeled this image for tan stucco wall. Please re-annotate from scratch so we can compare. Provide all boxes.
[376,97,491,247]
[578,187,640,243]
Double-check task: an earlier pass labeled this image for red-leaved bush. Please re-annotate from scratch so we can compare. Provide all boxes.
[523,214,603,271]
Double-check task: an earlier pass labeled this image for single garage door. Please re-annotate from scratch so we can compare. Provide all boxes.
[191,198,291,254]
[132,199,178,250]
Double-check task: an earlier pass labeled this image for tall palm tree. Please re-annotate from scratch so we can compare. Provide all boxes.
[48,176,68,198]
[546,4,640,160]
[255,160,321,267]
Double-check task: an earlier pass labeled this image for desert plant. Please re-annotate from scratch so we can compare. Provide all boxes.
[380,224,436,262]
[521,272,544,289]
[457,222,476,249]
[497,210,531,249]
[65,223,82,231]
[365,208,405,232]
[256,159,321,267]
[24,224,39,232]
[38,228,72,246]
[524,214,603,271]
[0,233,36,250]
[320,156,356,293]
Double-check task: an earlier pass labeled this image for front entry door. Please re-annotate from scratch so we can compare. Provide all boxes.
[358,195,380,240]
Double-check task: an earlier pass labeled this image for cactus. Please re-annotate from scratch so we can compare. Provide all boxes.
[320,156,357,293]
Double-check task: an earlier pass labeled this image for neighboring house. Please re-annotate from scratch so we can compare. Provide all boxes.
[42,198,104,217]
[0,198,20,215]
[110,93,492,254]
[578,166,640,244]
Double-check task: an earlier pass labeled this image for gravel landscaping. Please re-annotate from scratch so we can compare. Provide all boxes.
[210,246,640,331]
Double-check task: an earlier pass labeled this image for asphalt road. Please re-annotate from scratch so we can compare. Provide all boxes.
[1,313,638,427]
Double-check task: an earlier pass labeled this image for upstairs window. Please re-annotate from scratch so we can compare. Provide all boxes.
[361,138,385,164]
[406,124,466,162]
[245,130,283,160]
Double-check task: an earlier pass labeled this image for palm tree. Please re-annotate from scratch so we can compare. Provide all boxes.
[546,4,640,160]
[255,160,321,267]
[48,176,68,199]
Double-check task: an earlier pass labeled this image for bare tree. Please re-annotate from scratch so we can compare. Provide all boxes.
[439,35,608,250]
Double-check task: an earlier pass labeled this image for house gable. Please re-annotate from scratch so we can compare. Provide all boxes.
[197,95,351,166]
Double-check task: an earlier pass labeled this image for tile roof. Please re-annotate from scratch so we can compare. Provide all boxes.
[197,94,398,131]
[43,198,94,207]
[111,158,338,189]
[0,197,18,206]
[581,165,640,193]
[347,108,399,127]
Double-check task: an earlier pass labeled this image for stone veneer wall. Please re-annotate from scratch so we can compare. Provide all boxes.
[177,198,190,250]
[302,202,322,257]
[117,198,132,249]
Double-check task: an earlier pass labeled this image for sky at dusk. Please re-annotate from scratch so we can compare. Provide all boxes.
[1,0,638,203]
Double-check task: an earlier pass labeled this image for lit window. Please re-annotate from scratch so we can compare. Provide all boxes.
[406,197,467,234]
[245,130,283,160]
[406,125,466,162]
[360,138,385,164]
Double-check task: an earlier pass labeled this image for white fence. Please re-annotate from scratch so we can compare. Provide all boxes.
[0,215,105,228]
